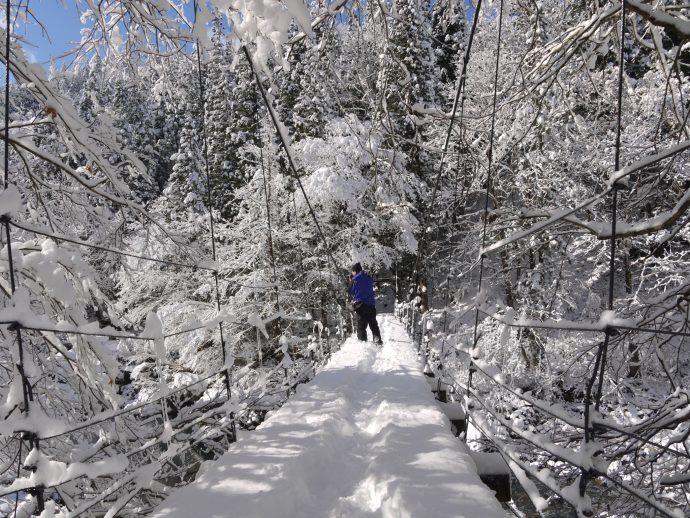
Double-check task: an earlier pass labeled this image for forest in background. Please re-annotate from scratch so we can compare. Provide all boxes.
[1,0,690,516]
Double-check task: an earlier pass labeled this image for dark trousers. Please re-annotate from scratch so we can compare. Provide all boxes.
[354,302,382,342]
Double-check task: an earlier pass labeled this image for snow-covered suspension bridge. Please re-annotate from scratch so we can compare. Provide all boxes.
[2,0,690,515]
[151,316,505,518]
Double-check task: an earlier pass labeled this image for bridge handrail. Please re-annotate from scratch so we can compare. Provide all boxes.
[465,385,679,518]
[400,302,686,518]
[0,323,342,515]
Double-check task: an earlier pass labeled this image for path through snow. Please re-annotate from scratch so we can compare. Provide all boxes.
[152,315,505,518]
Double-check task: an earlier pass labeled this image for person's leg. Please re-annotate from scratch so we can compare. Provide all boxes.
[366,305,382,343]
[355,308,368,341]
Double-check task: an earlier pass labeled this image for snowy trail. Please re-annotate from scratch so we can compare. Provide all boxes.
[152,315,505,518]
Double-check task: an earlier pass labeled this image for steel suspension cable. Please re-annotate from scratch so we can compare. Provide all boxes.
[8,220,215,271]
[2,0,7,192]
[292,190,308,303]
[195,40,232,404]
[255,96,280,311]
[2,0,43,511]
[598,0,627,407]
[253,91,284,369]
[467,0,503,429]
[242,44,349,335]
[241,45,343,282]
[410,0,483,291]
[579,1,627,510]
[440,138,466,337]
[434,138,466,368]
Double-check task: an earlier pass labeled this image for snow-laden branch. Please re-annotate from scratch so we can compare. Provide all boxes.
[546,136,690,238]
[458,345,690,461]
[1,342,333,513]
[479,306,639,333]
[456,351,685,518]
[73,0,317,70]
[577,186,690,239]
[0,33,200,258]
[468,408,584,515]
[0,450,128,497]
[524,3,621,87]
[481,189,609,255]
[0,286,237,352]
[1,33,145,196]
[471,380,605,472]
[286,0,350,48]
[626,0,690,41]
[482,139,690,254]
[608,139,690,186]
[10,220,216,271]
[0,278,72,362]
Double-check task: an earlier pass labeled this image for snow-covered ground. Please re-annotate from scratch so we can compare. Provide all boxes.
[152,315,505,518]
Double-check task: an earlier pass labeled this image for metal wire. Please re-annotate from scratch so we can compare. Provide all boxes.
[411,4,683,516]
[463,389,677,518]
[241,45,342,277]
[467,0,503,431]
[2,3,43,510]
[38,334,300,442]
[8,219,304,296]
[2,0,8,191]
[580,3,627,508]
[195,38,232,404]
[4,337,338,510]
[423,347,683,518]
[0,321,150,340]
[3,4,676,517]
[1,12,344,516]
[410,0,484,284]
[466,360,690,461]
[476,307,690,338]
[9,220,215,271]
[255,94,280,311]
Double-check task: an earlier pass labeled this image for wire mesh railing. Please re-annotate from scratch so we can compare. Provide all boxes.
[0,301,344,516]
[397,302,687,518]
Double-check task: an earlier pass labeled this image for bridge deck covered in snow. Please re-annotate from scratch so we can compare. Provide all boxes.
[152,316,505,518]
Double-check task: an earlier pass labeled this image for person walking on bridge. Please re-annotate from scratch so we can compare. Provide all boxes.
[348,263,383,345]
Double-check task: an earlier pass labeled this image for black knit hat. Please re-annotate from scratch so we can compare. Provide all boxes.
[351,262,362,273]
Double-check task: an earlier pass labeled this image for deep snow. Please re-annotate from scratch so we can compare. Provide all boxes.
[152,315,505,518]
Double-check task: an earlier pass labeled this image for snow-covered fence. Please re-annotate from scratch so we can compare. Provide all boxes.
[409,308,687,518]
[0,321,341,516]
[1,198,345,515]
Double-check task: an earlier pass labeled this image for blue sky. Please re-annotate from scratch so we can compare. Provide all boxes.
[18,1,83,64]
[21,0,477,65]
[20,1,202,65]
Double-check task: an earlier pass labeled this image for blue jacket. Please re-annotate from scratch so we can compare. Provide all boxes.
[349,271,376,307]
